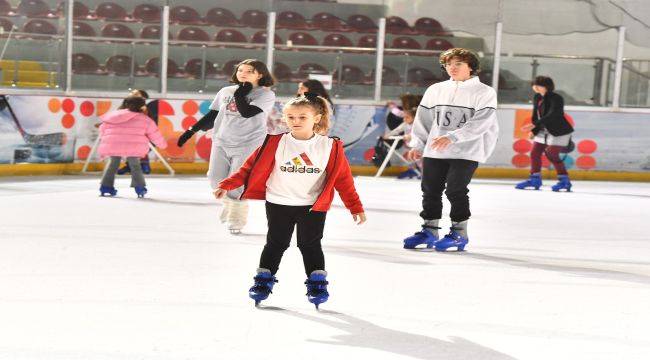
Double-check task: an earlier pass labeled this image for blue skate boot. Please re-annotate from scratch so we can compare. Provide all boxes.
[397,168,419,179]
[140,160,151,175]
[134,186,147,198]
[305,270,329,309]
[249,269,277,307]
[99,185,117,197]
[435,224,469,252]
[515,173,542,190]
[551,175,572,192]
[403,224,440,249]
[116,164,130,175]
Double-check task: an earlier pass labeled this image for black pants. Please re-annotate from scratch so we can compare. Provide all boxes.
[420,158,479,223]
[259,202,327,276]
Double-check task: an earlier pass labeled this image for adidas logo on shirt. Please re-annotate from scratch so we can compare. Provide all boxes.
[280,152,322,173]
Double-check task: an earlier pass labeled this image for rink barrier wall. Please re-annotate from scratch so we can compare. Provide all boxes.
[1,162,649,182]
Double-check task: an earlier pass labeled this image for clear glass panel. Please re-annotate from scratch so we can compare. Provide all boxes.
[621,58,650,108]
[165,0,271,94]
[271,0,384,99]
[382,0,497,99]
[71,0,165,92]
[0,0,65,89]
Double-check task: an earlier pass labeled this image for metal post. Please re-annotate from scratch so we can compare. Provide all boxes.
[374,18,386,101]
[492,22,503,90]
[128,41,136,89]
[160,5,170,95]
[598,59,608,106]
[200,45,207,92]
[266,12,276,71]
[612,26,625,109]
[64,0,74,92]
[531,58,539,79]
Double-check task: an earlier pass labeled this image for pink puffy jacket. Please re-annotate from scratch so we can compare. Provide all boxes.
[99,109,167,158]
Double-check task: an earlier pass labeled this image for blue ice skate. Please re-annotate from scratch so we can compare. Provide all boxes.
[515,173,542,190]
[305,270,329,309]
[249,270,277,307]
[99,185,117,197]
[551,175,572,192]
[134,186,147,198]
[403,226,439,249]
[117,164,130,175]
[435,229,468,252]
[141,161,151,175]
[397,168,420,179]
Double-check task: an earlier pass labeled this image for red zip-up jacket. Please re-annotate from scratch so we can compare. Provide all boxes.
[218,133,364,214]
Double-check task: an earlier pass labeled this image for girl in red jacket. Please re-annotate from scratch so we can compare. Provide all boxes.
[214,93,366,309]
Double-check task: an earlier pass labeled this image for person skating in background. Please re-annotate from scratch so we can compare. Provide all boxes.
[516,76,574,192]
[383,94,423,179]
[98,96,167,198]
[214,93,365,308]
[117,89,160,175]
[192,59,276,234]
[403,48,499,251]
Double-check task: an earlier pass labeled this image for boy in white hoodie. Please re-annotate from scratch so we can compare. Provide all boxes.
[403,48,499,251]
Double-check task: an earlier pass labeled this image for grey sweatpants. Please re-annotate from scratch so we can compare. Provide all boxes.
[100,156,146,188]
[207,143,259,200]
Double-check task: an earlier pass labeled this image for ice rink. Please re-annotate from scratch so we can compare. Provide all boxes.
[1,175,649,360]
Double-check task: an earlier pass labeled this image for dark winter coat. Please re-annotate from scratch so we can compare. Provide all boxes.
[532,92,574,136]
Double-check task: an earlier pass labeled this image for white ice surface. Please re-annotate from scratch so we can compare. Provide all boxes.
[0,175,649,360]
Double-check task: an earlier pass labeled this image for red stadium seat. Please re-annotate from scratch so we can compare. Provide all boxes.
[17,0,51,17]
[184,58,217,78]
[95,2,128,21]
[0,17,14,32]
[391,36,421,49]
[22,19,57,35]
[333,65,365,84]
[251,30,282,44]
[222,59,243,76]
[414,17,445,35]
[215,29,247,43]
[67,1,90,19]
[72,53,100,74]
[297,63,328,78]
[205,7,239,27]
[106,55,136,76]
[177,27,210,43]
[144,57,180,77]
[386,16,412,34]
[371,66,401,85]
[273,62,292,81]
[277,11,309,30]
[133,4,161,23]
[170,6,202,25]
[0,0,12,16]
[241,9,267,28]
[140,25,171,40]
[100,23,135,39]
[407,67,438,86]
[323,33,353,47]
[288,32,318,46]
[73,21,95,37]
[311,12,346,31]
[347,14,377,32]
[425,38,453,51]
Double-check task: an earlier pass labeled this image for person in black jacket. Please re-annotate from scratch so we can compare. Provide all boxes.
[516,76,574,192]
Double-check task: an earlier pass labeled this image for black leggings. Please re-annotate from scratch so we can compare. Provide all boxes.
[259,202,327,276]
[420,157,479,223]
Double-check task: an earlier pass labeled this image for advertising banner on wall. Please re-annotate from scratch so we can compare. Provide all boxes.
[0,94,648,172]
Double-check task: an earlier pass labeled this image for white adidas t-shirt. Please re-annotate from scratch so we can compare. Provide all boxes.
[266,133,334,206]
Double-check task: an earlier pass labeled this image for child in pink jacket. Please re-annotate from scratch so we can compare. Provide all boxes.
[98,96,167,198]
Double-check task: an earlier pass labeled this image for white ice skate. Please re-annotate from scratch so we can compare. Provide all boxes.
[219,197,231,224]
[227,199,249,235]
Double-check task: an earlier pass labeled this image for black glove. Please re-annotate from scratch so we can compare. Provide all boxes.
[234,81,253,98]
[177,128,196,147]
